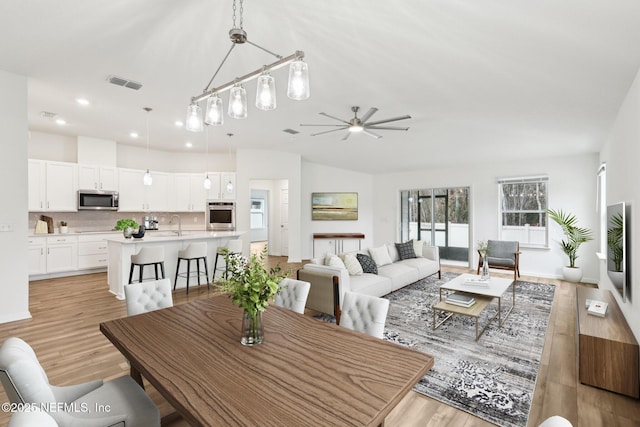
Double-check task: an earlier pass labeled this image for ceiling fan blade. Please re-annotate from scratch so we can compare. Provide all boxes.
[365,114,411,126]
[359,107,378,123]
[362,129,382,139]
[341,132,351,141]
[300,124,346,127]
[318,112,350,124]
[310,126,349,136]
[366,125,410,131]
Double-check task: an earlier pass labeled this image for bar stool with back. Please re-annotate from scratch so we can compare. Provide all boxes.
[174,242,210,294]
[128,246,165,284]
[213,239,243,281]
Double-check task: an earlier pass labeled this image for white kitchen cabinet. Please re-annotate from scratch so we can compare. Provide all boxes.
[205,173,222,200]
[219,172,236,200]
[46,235,77,273]
[78,165,117,191]
[145,171,169,211]
[27,237,47,275]
[77,234,114,269]
[28,160,77,211]
[171,174,207,212]
[118,168,168,212]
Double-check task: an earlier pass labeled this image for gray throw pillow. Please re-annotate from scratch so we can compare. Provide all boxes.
[356,253,378,274]
[396,241,416,260]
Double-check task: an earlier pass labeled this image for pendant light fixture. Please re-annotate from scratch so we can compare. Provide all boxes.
[143,107,153,186]
[226,133,235,194]
[203,125,212,190]
[186,0,309,131]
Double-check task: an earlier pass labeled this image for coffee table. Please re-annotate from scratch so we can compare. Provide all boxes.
[432,273,516,340]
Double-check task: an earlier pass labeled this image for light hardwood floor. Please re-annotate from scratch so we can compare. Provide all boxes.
[0,264,638,426]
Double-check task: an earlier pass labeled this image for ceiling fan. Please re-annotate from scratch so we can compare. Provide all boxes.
[300,106,411,140]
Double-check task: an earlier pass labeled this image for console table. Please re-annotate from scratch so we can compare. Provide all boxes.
[576,287,639,398]
[312,233,365,257]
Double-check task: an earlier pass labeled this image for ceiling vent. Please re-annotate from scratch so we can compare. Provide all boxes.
[282,128,299,134]
[107,75,143,90]
[39,111,57,119]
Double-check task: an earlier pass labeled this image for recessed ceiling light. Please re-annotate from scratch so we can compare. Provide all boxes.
[130,132,139,138]
[175,121,184,127]
[55,118,67,125]
[76,98,90,106]
[185,142,193,148]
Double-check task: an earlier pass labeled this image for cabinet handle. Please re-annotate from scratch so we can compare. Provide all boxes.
[94,182,97,189]
[47,201,50,209]
[47,248,50,255]
[98,259,106,262]
[40,249,43,255]
[99,183,103,190]
[40,201,43,209]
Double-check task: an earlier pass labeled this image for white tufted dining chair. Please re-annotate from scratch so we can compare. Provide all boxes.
[538,416,573,427]
[274,278,311,314]
[124,278,174,316]
[338,291,390,339]
[0,337,160,427]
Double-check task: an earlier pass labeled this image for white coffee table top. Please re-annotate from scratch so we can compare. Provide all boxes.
[440,274,514,298]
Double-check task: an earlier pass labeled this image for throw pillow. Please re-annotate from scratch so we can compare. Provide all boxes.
[356,253,378,274]
[341,252,363,276]
[386,243,400,262]
[395,241,416,260]
[325,254,346,269]
[413,240,425,257]
[369,245,392,267]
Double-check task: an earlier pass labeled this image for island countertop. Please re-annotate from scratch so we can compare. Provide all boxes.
[107,230,246,299]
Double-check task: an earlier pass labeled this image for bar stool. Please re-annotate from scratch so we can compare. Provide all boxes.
[128,246,165,284]
[174,242,210,294]
[213,239,243,281]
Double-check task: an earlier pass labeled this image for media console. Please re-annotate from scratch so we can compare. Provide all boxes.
[576,287,639,398]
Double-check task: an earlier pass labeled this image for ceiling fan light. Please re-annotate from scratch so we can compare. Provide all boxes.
[287,59,310,100]
[205,95,224,126]
[349,125,364,133]
[256,73,277,110]
[228,84,248,119]
[185,103,204,132]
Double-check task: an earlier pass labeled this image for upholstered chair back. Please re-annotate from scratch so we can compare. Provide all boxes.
[274,278,311,314]
[0,337,55,405]
[125,278,174,316]
[339,291,390,339]
[487,240,518,267]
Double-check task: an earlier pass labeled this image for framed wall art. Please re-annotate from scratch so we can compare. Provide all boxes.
[311,192,358,220]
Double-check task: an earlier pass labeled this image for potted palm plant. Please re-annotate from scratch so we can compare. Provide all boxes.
[547,208,593,282]
[607,211,624,287]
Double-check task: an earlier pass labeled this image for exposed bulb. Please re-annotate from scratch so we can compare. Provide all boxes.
[203,175,212,190]
[185,103,203,132]
[228,85,247,119]
[143,169,153,186]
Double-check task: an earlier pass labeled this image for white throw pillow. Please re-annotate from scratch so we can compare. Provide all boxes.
[369,245,393,267]
[413,240,425,257]
[325,254,346,269]
[341,252,363,276]
[386,243,400,262]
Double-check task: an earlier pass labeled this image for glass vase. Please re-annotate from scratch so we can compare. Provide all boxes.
[241,310,264,346]
[481,254,490,280]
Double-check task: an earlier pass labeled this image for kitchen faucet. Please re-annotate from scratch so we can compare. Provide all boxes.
[169,215,182,236]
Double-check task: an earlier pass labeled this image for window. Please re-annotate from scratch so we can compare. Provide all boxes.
[498,176,548,248]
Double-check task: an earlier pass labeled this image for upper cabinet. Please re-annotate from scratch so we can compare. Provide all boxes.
[117,168,169,212]
[171,174,208,212]
[206,172,236,200]
[78,165,117,191]
[28,160,78,212]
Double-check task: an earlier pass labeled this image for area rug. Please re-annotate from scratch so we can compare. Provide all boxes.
[319,272,555,427]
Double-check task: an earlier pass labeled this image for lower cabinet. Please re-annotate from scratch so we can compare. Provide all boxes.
[28,237,47,275]
[77,235,112,269]
[45,235,78,273]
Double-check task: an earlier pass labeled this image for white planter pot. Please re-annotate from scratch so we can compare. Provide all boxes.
[562,266,583,282]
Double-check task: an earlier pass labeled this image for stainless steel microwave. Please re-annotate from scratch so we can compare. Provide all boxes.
[78,190,119,211]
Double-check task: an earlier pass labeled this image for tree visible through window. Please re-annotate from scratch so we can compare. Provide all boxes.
[498,176,548,248]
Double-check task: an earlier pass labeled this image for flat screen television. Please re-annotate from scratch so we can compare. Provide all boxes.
[606,202,628,301]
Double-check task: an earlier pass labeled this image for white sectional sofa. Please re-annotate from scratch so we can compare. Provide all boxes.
[298,241,440,320]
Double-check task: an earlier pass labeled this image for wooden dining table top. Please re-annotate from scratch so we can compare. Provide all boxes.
[100,295,434,427]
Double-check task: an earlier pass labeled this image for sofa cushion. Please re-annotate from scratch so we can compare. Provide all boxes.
[377,263,420,291]
[325,254,346,269]
[396,257,439,278]
[369,245,392,267]
[356,253,378,274]
[413,240,426,257]
[349,274,392,297]
[395,241,416,260]
[386,243,400,262]
[341,252,363,276]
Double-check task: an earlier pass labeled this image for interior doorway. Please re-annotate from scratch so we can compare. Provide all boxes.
[249,179,289,257]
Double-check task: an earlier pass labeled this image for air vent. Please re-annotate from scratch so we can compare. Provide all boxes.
[107,75,143,90]
[282,128,299,134]
[39,111,57,119]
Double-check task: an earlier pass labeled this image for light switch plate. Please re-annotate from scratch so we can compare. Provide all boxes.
[0,223,13,232]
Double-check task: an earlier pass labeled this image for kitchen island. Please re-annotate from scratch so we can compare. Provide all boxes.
[106,230,245,299]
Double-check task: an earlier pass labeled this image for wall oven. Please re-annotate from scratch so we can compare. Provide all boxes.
[207,201,235,231]
[78,190,119,211]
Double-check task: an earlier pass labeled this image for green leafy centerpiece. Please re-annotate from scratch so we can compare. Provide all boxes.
[217,246,287,346]
[115,219,139,239]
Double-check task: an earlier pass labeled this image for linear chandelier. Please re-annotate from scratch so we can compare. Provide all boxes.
[186,0,310,132]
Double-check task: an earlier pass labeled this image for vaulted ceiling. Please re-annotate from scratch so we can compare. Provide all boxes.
[2,1,640,173]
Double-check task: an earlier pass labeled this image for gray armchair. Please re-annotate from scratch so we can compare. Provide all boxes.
[477,240,520,280]
[0,337,160,427]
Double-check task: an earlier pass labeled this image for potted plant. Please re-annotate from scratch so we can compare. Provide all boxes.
[115,218,139,239]
[59,221,68,234]
[217,246,287,346]
[547,208,593,282]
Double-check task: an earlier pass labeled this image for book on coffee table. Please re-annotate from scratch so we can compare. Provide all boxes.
[464,277,490,287]
[446,292,476,308]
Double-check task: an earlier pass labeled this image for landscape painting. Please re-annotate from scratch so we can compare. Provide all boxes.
[312,192,358,220]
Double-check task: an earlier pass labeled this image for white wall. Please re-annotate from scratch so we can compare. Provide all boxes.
[236,149,302,262]
[599,66,640,341]
[0,70,30,323]
[372,153,600,282]
[301,161,375,260]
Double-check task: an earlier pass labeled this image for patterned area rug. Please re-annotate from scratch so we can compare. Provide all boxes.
[319,272,555,427]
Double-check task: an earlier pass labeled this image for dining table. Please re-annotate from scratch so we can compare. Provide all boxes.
[100,295,435,426]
